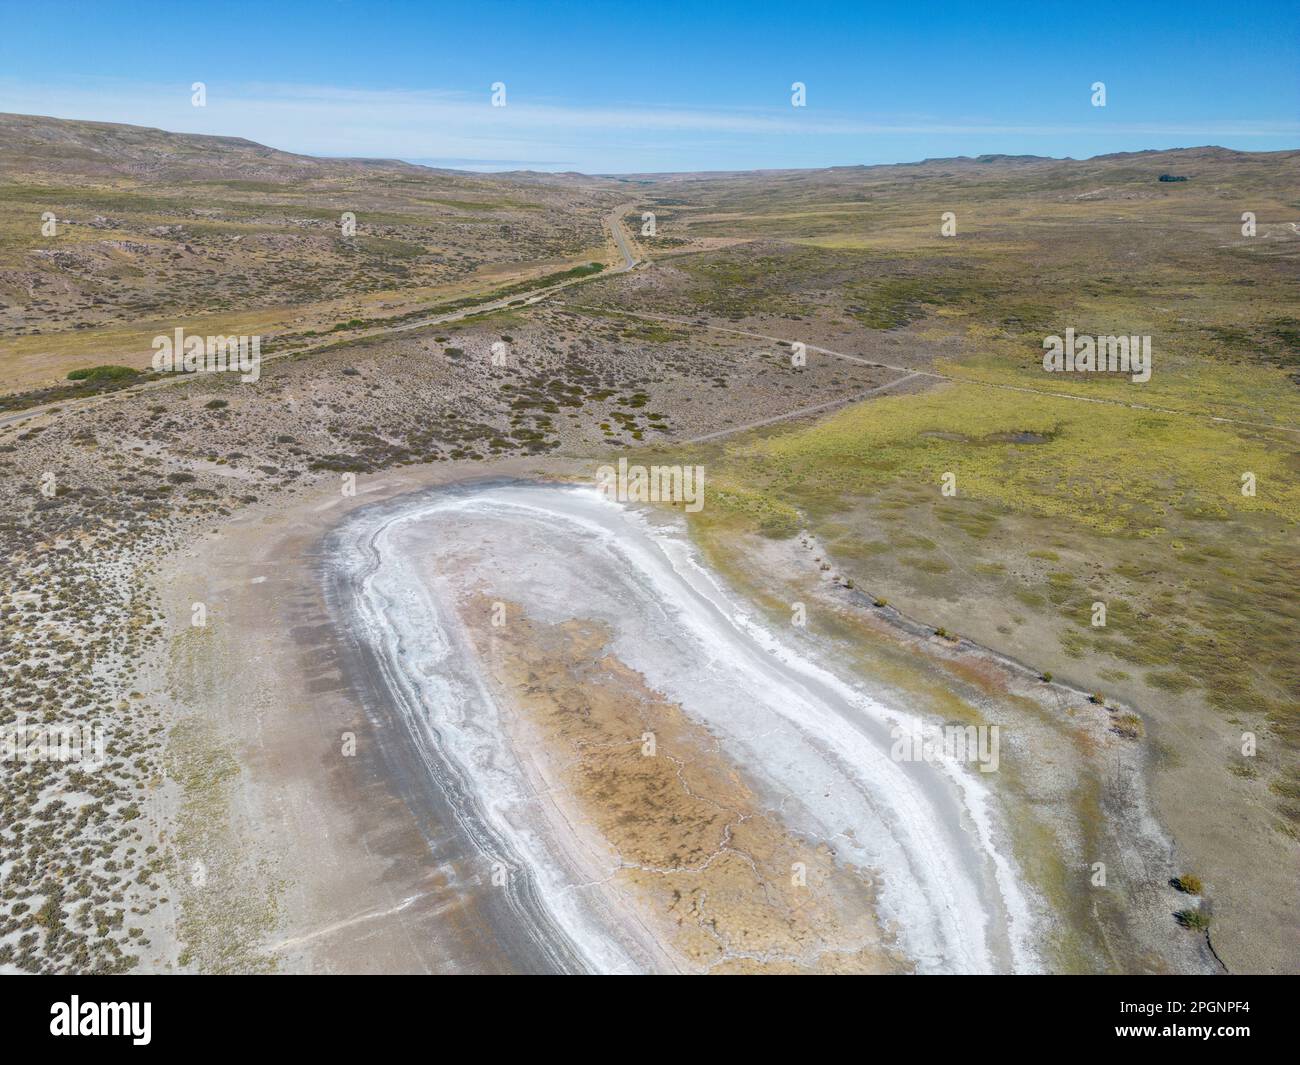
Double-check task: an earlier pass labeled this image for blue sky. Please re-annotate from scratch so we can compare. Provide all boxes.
[2,0,1296,172]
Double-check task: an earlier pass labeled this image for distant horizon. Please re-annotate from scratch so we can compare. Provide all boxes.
[7,109,1296,180]
[2,0,1297,173]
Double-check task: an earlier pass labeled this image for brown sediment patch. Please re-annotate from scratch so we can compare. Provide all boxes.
[464,595,910,974]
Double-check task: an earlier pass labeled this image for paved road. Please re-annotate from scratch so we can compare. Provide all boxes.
[606,202,638,271]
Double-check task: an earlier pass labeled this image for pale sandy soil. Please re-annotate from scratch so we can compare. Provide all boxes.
[147,458,572,972]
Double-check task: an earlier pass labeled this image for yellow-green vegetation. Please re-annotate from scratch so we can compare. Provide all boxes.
[944,337,1300,433]
[679,368,1299,833]
[1174,909,1212,932]
[65,364,139,381]
[718,380,1299,534]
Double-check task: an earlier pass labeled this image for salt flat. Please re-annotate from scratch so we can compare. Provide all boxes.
[328,482,1042,972]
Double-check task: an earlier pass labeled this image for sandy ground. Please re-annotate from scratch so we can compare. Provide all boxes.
[149,457,585,972]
